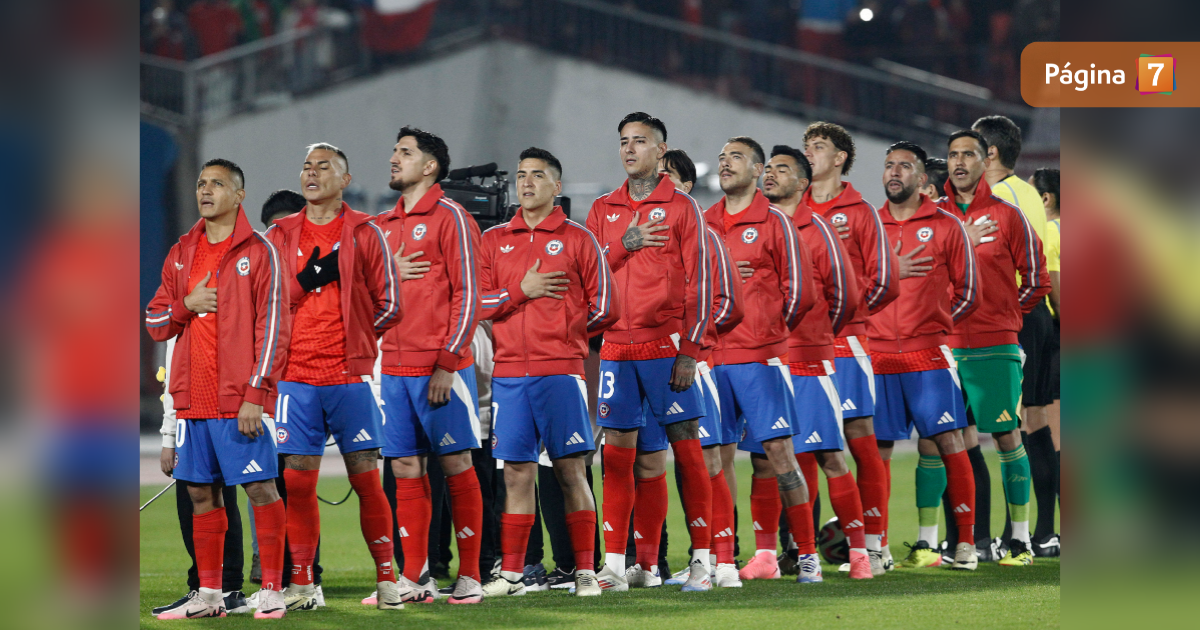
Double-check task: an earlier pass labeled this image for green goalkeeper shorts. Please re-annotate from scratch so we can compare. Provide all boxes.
[952,345,1023,434]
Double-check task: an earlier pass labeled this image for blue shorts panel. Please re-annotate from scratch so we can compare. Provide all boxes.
[792,373,845,453]
[712,365,742,445]
[833,356,876,419]
[174,417,278,486]
[721,361,796,446]
[695,364,722,447]
[380,368,481,458]
[636,404,669,452]
[275,381,383,455]
[874,369,967,440]
[597,358,707,431]
[491,375,595,462]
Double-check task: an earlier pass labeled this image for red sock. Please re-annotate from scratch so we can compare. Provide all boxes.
[882,457,892,547]
[193,508,228,590]
[565,510,597,571]
[283,468,320,586]
[500,513,536,574]
[827,472,866,550]
[601,444,636,556]
[710,471,736,564]
[784,503,816,555]
[671,438,712,550]
[633,473,668,567]
[795,452,820,507]
[943,450,976,545]
[394,475,432,582]
[446,468,483,581]
[348,469,395,583]
[847,435,887,539]
[252,499,287,590]
[750,476,781,552]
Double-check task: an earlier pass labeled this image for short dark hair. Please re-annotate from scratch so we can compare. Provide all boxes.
[770,144,812,181]
[261,189,306,225]
[803,121,856,174]
[661,149,697,184]
[972,115,1022,169]
[886,141,928,169]
[397,126,451,181]
[305,142,349,174]
[618,112,667,142]
[202,158,245,190]
[924,157,949,195]
[1032,167,1060,210]
[518,146,563,180]
[947,129,990,156]
[726,136,765,166]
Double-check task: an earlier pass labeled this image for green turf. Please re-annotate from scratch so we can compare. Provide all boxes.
[140,450,1059,628]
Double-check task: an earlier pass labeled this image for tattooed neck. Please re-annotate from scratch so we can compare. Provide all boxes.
[627,173,659,202]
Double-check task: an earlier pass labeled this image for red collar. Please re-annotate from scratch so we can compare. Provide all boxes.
[274,201,372,231]
[182,204,256,248]
[707,189,772,228]
[605,173,678,207]
[790,202,814,228]
[800,180,865,210]
[507,206,566,233]
[880,194,939,224]
[944,176,994,215]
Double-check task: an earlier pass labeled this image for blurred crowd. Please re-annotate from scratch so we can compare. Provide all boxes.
[139,0,359,60]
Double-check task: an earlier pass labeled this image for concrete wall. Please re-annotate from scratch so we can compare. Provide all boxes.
[201,40,894,229]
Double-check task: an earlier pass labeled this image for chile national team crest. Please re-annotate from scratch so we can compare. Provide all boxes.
[276,428,289,444]
[831,212,849,226]
[545,239,564,256]
[236,256,250,276]
[649,207,667,222]
[412,223,428,241]
[742,227,759,243]
[598,402,610,418]
[917,226,934,242]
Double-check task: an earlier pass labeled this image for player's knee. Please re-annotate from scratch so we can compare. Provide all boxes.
[439,450,474,476]
[702,447,723,477]
[186,483,220,511]
[504,462,537,491]
[818,452,850,477]
[390,455,423,479]
[243,480,281,505]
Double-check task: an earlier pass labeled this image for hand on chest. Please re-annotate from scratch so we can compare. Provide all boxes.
[725,224,770,268]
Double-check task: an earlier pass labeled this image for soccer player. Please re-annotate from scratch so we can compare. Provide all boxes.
[146,158,290,619]
[939,130,1050,567]
[920,158,949,201]
[749,144,873,581]
[1028,166,1060,556]
[868,141,983,571]
[801,122,899,571]
[704,136,816,585]
[475,147,618,597]
[374,127,487,604]
[971,115,1054,555]
[265,143,405,610]
[585,112,715,592]
[655,149,745,589]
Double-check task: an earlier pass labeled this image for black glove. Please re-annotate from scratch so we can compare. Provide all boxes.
[296,246,341,292]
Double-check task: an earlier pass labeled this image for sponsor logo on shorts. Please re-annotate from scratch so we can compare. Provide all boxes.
[997,409,1014,424]
[491,434,498,448]
[771,417,790,430]
[649,207,666,222]
[545,239,564,256]
[937,412,955,425]
[598,402,610,418]
[566,432,586,446]
[665,402,685,416]
[439,433,457,447]
[697,426,711,438]
[917,226,934,242]
[242,460,263,475]
[412,223,428,240]
[351,428,373,443]
[841,399,857,411]
[236,256,250,276]
[804,431,821,443]
[276,428,289,443]
[741,227,759,243]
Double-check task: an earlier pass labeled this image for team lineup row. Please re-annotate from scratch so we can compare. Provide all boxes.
[145,112,1054,619]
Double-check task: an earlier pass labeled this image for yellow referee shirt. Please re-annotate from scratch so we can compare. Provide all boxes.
[992,174,1047,242]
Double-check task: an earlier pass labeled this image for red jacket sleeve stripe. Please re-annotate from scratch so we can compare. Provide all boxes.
[366,222,401,331]
[707,227,737,328]
[682,193,712,345]
[566,220,616,331]
[998,197,1044,307]
[768,207,805,328]
[863,200,894,311]
[813,215,849,333]
[250,233,284,389]
[441,200,480,356]
[938,209,980,321]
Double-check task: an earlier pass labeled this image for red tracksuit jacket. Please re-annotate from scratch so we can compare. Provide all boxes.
[478,207,620,377]
[700,225,745,365]
[585,174,711,359]
[265,202,402,376]
[788,204,860,363]
[146,206,289,412]
[705,190,814,364]
[802,181,899,337]
[376,184,482,372]
[937,178,1051,348]
[868,195,981,353]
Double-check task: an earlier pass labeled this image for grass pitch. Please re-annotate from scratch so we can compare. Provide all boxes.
[140,450,1059,628]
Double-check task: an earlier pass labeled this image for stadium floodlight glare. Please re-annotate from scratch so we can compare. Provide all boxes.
[860,8,874,22]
